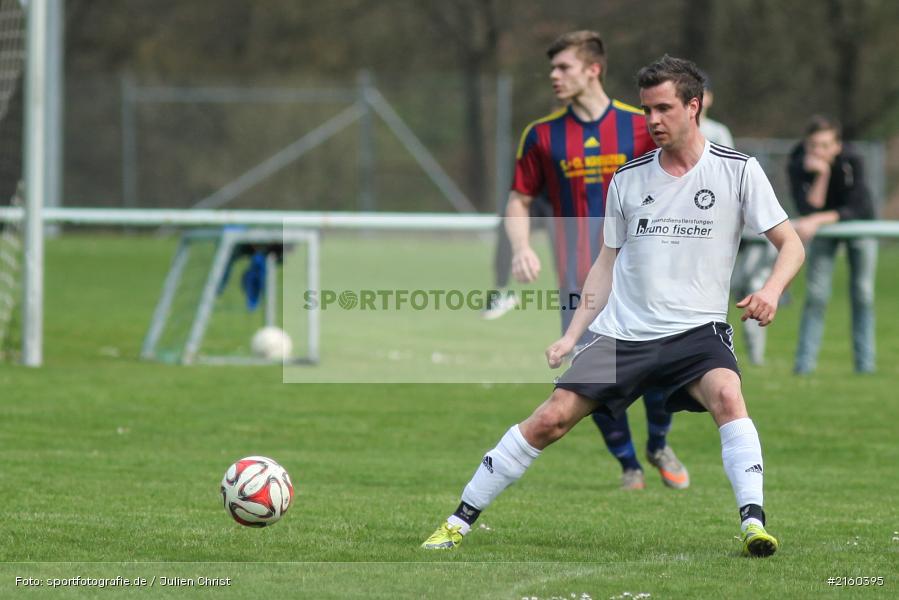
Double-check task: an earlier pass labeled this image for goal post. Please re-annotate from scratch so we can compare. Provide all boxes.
[20,0,63,367]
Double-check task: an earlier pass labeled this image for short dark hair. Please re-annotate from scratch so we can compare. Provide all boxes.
[637,55,706,119]
[804,114,842,140]
[546,30,607,81]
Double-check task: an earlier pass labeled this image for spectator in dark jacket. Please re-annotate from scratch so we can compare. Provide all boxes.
[789,115,877,374]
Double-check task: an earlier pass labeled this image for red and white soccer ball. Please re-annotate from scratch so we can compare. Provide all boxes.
[221,456,294,527]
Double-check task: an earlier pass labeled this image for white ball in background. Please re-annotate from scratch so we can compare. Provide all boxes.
[251,326,293,361]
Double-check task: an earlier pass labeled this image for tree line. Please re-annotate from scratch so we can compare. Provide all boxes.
[62,0,898,211]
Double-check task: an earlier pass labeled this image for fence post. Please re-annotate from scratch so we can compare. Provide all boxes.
[494,73,512,214]
[357,70,376,212]
[121,72,138,209]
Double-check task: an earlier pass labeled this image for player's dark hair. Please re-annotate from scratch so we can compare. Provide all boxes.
[637,55,706,123]
[804,114,842,140]
[546,30,607,82]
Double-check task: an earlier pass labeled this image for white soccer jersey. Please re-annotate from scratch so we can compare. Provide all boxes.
[591,140,788,341]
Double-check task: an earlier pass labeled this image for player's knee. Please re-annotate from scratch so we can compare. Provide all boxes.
[713,385,745,420]
[532,392,577,443]
[531,410,567,444]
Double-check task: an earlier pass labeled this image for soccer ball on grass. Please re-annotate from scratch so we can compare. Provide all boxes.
[250,327,293,361]
[221,456,294,527]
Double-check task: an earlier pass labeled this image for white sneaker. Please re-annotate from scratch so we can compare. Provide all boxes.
[620,468,645,490]
[481,290,518,320]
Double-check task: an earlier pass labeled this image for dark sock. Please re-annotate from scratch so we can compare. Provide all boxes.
[591,411,642,471]
[452,501,481,526]
[643,390,672,454]
[612,445,642,471]
[740,503,766,525]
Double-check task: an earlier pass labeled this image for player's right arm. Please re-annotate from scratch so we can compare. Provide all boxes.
[505,191,541,283]
[546,242,618,368]
[738,158,806,326]
[508,121,547,283]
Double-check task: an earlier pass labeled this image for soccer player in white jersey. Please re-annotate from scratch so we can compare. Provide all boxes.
[421,55,805,558]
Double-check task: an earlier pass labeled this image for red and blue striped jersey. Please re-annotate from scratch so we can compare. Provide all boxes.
[512,100,655,293]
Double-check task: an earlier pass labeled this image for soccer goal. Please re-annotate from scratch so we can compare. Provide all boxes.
[141,227,320,366]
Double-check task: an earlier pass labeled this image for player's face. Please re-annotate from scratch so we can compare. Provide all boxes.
[805,130,842,164]
[640,81,700,149]
[549,48,598,100]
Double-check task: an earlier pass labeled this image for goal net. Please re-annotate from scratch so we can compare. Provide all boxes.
[141,227,320,365]
[0,0,25,361]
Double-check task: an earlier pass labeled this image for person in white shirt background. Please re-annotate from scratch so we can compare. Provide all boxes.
[701,73,775,366]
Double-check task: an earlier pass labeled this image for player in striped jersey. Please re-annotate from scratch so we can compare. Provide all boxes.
[506,31,689,490]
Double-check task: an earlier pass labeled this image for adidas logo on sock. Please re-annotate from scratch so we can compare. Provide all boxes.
[482,455,494,474]
[744,463,763,474]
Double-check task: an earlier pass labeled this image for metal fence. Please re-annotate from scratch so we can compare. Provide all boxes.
[64,75,889,216]
[83,73,514,213]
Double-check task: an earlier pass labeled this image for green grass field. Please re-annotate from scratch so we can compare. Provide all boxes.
[1,234,897,599]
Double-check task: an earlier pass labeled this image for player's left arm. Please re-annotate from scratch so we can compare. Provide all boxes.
[736,220,805,326]
[738,158,806,326]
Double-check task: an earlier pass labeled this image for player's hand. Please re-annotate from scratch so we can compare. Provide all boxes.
[511,247,541,283]
[736,288,780,327]
[546,336,576,369]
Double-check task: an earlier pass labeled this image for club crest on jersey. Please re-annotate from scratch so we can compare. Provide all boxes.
[694,189,715,210]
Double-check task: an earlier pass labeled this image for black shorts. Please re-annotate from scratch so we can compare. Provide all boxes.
[555,322,739,418]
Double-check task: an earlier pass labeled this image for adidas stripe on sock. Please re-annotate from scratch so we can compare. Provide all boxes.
[454,424,541,527]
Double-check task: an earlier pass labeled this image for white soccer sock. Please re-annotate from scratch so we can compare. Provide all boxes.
[446,514,471,534]
[719,418,764,519]
[460,425,541,512]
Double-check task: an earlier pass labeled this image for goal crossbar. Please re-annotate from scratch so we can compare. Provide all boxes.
[2,207,899,238]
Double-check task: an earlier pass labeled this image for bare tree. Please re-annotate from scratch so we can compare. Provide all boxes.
[424,0,499,211]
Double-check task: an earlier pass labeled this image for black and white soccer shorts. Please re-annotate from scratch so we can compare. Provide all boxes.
[554,321,739,418]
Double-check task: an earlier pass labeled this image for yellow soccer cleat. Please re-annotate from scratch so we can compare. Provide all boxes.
[421,521,464,550]
[742,523,779,557]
